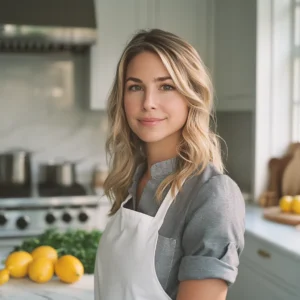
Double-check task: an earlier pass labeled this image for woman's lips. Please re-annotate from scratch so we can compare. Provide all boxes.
[139,118,165,126]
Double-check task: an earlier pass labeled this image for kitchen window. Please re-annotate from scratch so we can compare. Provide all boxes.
[292,0,300,141]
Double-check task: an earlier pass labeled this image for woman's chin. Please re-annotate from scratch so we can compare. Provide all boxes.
[137,134,166,144]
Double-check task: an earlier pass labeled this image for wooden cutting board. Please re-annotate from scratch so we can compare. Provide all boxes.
[282,148,300,196]
[268,156,292,203]
[263,206,300,226]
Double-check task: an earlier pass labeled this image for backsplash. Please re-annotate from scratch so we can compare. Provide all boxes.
[0,52,107,185]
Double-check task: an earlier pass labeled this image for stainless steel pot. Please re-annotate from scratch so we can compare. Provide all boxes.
[56,162,77,187]
[0,149,32,185]
[38,163,57,185]
[39,161,77,187]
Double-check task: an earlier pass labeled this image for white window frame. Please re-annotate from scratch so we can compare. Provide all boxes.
[292,0,300,141]
[254,0,293,201]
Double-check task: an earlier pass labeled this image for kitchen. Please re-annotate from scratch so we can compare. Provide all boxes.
[0,0,300,299]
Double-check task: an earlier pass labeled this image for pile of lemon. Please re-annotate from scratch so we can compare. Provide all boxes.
[279,195,300,214]
[0,246,84,286]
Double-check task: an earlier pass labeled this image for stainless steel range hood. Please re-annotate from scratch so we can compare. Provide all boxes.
[0,0,97,53]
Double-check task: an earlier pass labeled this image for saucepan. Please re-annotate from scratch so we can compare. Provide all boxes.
[39,158,84,187]
[0,148,33,186]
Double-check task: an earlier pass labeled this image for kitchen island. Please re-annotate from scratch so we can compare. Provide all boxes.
[0,275,94,300]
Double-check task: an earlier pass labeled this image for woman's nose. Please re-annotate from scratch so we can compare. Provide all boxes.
[142,89,157,110]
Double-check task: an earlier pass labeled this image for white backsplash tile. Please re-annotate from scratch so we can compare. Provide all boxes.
[0,52,107,185]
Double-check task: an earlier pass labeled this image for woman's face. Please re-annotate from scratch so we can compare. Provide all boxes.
[123,51,188,148]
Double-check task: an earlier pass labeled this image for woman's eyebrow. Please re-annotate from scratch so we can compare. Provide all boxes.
[125,77,142,83]
[125,76,173,83]
[154,76,172,82]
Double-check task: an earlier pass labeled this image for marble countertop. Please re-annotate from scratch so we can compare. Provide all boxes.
[245,205,300,260]
[0,275,94,300]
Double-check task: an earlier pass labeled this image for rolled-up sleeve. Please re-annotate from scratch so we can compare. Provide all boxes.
[178,175,245,286]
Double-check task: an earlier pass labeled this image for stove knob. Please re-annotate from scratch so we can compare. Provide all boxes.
[62,212,72,223]
[16,216,30,230]
[78,211,89,223]
[0,214,8,226]
[45,213,56,224]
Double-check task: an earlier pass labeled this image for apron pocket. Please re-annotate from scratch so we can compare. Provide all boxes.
[155,235,177,290]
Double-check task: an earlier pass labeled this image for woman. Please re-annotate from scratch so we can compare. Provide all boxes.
[94,29,245,300]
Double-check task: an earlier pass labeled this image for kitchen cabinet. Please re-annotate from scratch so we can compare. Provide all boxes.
[90,0,214,110]
[227,233,299,300]
[147,0,214,69]
[214,0,256,111]
[90,0,148,110]
[228,258,296,300]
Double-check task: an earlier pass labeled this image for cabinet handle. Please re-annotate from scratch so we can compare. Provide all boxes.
[257,249,271,259]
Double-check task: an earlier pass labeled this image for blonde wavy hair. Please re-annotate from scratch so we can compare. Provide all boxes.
[104,29,224,215]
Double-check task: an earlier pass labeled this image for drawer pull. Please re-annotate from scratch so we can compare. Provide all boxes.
[257,249,271,259]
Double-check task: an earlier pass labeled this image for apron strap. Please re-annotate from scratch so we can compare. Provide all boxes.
[121,194,133,207]
[152,180,185,228]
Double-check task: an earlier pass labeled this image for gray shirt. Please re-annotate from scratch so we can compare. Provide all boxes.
[124,158,245,300]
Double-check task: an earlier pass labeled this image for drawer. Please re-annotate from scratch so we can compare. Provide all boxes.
[243,232,300,291]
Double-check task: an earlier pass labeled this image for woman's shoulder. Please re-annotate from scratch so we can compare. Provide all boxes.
[182,163,245,216]
[187,163,240,192]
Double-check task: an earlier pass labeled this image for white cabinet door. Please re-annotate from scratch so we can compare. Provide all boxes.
[149,0,214,69]
[214,0,256,111]
[90,0,147,110]
[227,258,298,300]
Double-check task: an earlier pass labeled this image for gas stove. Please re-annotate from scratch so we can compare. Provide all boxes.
[0,195,112,241]
[0,182,88,198]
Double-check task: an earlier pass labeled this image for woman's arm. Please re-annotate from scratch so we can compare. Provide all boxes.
[176,175,245,299]
[177,279,228,300]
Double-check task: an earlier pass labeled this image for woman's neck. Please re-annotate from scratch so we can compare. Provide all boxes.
[144,133,180,179]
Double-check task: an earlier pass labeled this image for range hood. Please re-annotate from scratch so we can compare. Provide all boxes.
[0,0,97,53]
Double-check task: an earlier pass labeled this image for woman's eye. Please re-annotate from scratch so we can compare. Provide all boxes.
[128,85,142,91]
[161,84,175,91]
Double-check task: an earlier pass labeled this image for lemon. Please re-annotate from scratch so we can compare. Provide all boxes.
[28,257,54,283]
[0,269,10,285]
[5,251,33,278]
[291,195,300,214]
[31,245,58,263]
[279,195,293,213]
[55,255,84,284]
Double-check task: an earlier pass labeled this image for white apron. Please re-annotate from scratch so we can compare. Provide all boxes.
[94,187,178,300]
